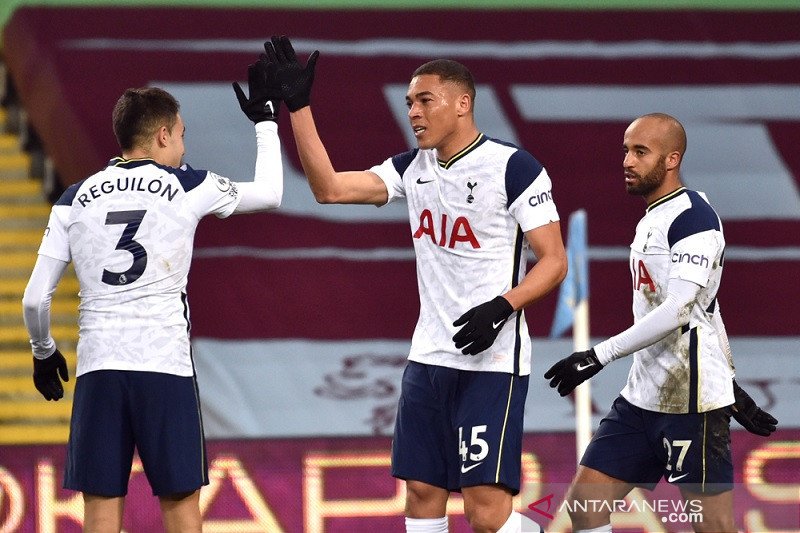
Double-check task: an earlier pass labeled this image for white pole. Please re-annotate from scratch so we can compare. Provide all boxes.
[549,209,591,462]
[573,298,591,462]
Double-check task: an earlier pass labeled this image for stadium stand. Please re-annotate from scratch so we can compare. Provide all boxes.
[0,61,77,444]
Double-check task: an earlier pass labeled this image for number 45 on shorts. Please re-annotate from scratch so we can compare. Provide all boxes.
[459,425,490,467]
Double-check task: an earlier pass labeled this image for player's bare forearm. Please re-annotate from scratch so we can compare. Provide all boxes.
[289,107,389,205]
[504,222,567,311]
[505,253,567,310]
[289,107,338,202]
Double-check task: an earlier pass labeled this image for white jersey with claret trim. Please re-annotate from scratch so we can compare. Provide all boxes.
[622,187,734,413]
[38,158,242,378]
[371,134,560,375]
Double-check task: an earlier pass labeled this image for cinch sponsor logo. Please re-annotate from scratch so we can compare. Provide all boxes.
[528,189,553,207]
[671,252,709,268]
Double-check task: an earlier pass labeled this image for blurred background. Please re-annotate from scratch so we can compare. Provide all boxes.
[0,0,798,531]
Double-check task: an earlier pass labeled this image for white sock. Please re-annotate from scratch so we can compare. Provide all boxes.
[405,516,448,533]
[496,511,522,533]
[498,511,546,533]
[575,525,612,533]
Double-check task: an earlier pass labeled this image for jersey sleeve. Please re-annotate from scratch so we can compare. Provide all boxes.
[594,277,703,364]
[668,232,722,287]
[369,149,417,205]
[231,121,283,213]
[37,184,78,262]
[182,166,243,219]
[667,203,723,287]
[505,150,560,231]
[22,254,69,359]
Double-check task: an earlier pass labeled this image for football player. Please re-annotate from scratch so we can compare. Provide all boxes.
[546,113,778,533]
[264,35,566,533]
[23,50,284,532]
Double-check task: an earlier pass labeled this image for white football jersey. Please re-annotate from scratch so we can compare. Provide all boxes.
[38,158,242,377]
[371,134,560,375]
[622,187,734,413]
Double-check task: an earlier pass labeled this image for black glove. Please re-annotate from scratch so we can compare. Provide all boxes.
[544,348,602,397]
[33,349,69,401]
[264,35,319,112]
[452,296,514,356]
[232,55,281,123]
[728,380,778,437]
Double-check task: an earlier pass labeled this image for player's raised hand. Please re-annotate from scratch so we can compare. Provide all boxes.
[232,54,281,123]
[452,296,514,355]
[544,348,602,397]
[33,348,69,401]
[729,380,778,436]
[264,35,319,112]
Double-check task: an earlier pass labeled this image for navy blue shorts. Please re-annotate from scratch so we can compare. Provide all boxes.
[581,396,732,494]
[391,361,529,494]
[65,370,208,497]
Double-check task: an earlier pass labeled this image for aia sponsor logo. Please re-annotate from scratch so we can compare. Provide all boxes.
[413,208,480,249]
[632,258,656,293]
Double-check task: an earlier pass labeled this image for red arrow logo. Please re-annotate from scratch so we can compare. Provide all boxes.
[528,493,555,520]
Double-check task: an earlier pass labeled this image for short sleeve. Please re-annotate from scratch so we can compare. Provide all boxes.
[668,231,722,287]
[667,193,723,287]
[190,171,242,219]
[507,166,560,232]
[38,206,71,262]
[369,150,417,205]
[38,183,80,262]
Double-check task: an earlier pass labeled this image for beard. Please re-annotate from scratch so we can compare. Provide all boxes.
[626,155,667,197]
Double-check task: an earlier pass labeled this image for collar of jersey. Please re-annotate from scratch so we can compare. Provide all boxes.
[108,156,158,170]
[646,186,687,213]
[437,133,486,170]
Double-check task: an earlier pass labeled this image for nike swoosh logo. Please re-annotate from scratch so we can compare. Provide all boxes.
[492,319,505,329]
[667,472,690,482]
[416,177,434,184]
[576,361,595,371]
[461,462,483,474]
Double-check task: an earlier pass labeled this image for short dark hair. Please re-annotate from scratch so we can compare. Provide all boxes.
[112,87,180,151]
[413,59,476,104]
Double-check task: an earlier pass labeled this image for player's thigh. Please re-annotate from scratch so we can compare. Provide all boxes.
[160,490,203,533]
[65,371,135,497]
[454,371,529,494]
[567,465,634,503]
[678,487,735,533]
[461,484,513,528]
[657,408,733,494]
[404,480,450,518]
[129,372,208,497]
[565,466,635,529]
[83,494,125,533]
[392,362,460,490]
[579,396,663,489]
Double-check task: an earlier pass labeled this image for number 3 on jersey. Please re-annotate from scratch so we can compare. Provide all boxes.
[459,425,489,463]
[102,210,148,286]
